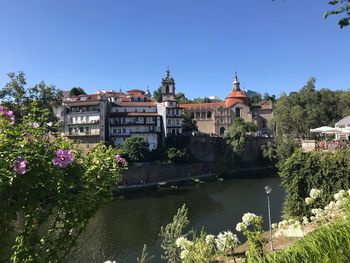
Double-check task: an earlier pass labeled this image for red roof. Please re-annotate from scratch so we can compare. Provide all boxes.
[224,91,248,107]
[180,102,223,110]
[260,103,274,110]
[112,102,156,107]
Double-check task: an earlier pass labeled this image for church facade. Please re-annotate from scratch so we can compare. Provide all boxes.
[180,74,274,136]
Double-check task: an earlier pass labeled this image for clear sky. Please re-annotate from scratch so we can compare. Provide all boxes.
[0,0,349,100]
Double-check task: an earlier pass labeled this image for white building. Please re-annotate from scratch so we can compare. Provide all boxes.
[62,93,108,144]
[108,101,162,150]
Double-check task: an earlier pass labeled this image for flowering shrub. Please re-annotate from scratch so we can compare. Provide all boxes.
[0,106,123,262]
[236,212,265,260]
[175,230,239,263]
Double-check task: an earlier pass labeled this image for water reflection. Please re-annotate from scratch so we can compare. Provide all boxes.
[71,176,284,262]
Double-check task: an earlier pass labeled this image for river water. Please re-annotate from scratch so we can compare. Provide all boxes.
[72,176,284,262]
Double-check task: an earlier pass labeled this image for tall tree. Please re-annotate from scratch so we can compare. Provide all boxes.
[69,87,86,97]
[153,87,162,102]
[324,0,350,28]
[0,72,62,121]
[182,112,198,134]
[224,118,257,156]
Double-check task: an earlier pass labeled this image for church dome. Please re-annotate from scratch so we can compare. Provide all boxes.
[224,73,248,107]
[224,91,248,107]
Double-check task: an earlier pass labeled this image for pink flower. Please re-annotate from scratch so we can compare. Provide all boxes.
[115,154,127,166]
[52,149,74,168]
[0,105,15,120]
[13,157,27,175]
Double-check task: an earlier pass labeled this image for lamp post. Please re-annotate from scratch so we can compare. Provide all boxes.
[265,185,273,251]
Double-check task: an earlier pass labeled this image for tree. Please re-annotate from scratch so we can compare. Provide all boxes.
[176,92,188,104]
[153,87,162,102]
[69,87,86,96]
[324,0,350,28]
[0,105,121,262]
[0,71,62,121]
[122,136,149,162]
[182,112,198,134]
[263,78,349,168]
[224,118,257,156]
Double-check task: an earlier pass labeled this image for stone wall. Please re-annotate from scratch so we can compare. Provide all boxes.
[167,135,272,163]
[120,162,211,185]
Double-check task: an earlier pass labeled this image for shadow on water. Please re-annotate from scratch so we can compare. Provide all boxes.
[71,175,285,263]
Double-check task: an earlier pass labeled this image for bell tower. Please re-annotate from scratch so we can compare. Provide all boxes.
[232,71,241,91]
[161,67,176,101]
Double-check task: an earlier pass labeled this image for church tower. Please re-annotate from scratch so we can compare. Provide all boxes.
[232,72,241,91]
[161,68,176,102]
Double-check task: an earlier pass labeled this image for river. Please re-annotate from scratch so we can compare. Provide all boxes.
[71,176,285,262]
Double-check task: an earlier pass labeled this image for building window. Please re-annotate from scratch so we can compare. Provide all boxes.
[118,129,121,134]
[196,112,200,119]
[80,116,83,121]
[85,127,89,133]
[207,111,212,118]
[79,127,84,133]
[135,108,137,112]
[190,112,194,118]
[167,119,171,125]
[176,109,179,115]
[137,97,142,102]
[235,108,241,117]
[115,109,118,112]
[172,119,175,125]
[123,128,126,133]
[176,119,179,125]
[220,127,225,135]
[201,112,206,119]
[131,97,135,102]
[69,128,72,135]
[113,128,116,134]
[143,97,148,102]
[166,86,169,93]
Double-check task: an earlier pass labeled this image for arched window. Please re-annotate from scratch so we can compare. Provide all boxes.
[195,112,200,119]
[220,127,225,135]
[137,97,142,102]
[207,111,212,118]
[201,112,206,119]
[166,86,169,93]
[190,112,194,118]
[235,107,241,117]
[143,97,148,102]
[131,97,135,102]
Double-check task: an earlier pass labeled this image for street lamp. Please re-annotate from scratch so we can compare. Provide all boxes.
[264,185,273,251]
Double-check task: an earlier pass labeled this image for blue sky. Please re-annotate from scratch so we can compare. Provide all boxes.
[0,0,349,100]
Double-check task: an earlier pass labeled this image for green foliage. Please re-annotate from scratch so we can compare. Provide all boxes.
[136,244,154,263]
[159,204,190,263]
[0,106,121,262]
[176,92,188,104]
[224,118,257,156]
[153,87,162,102]
[182,112,198,135]
[167,147,192,164]
[0,71,62,122]
[280,149,350,218]
[265,78,350,168]
[324,0,350,28]
[256,216,350,262]
[69,87,86,96]
[122,136,150,162]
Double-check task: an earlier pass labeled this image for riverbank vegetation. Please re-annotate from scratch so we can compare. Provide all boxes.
[0,105,123,262]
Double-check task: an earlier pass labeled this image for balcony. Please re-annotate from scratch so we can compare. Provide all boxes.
[67,120,100,125]
[67,130,100,136]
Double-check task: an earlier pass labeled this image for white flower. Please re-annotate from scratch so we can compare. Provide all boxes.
[309,189,322,199]
[175,237,192,248]
[271,223,277,229]
[180,250,189,260]
[235,222,246,232]
[302,216,309,224]
[334,190,346,201]
[215,231,239,252]
[46,122,53,127]
[305,197,314,205]
[242,212,258,225]
[311,208,323,216]
[205,234,215,244]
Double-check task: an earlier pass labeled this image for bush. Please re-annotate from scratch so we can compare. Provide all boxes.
[122,136,150,162]
[280,149,350,218]
[167,148,192,164]
[0,106,122,262]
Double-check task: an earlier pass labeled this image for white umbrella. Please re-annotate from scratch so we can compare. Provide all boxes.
[310,126,335,133]
[324,127,343,134]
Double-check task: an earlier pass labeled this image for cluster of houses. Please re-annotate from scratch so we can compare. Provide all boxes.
[58,70,274,151]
